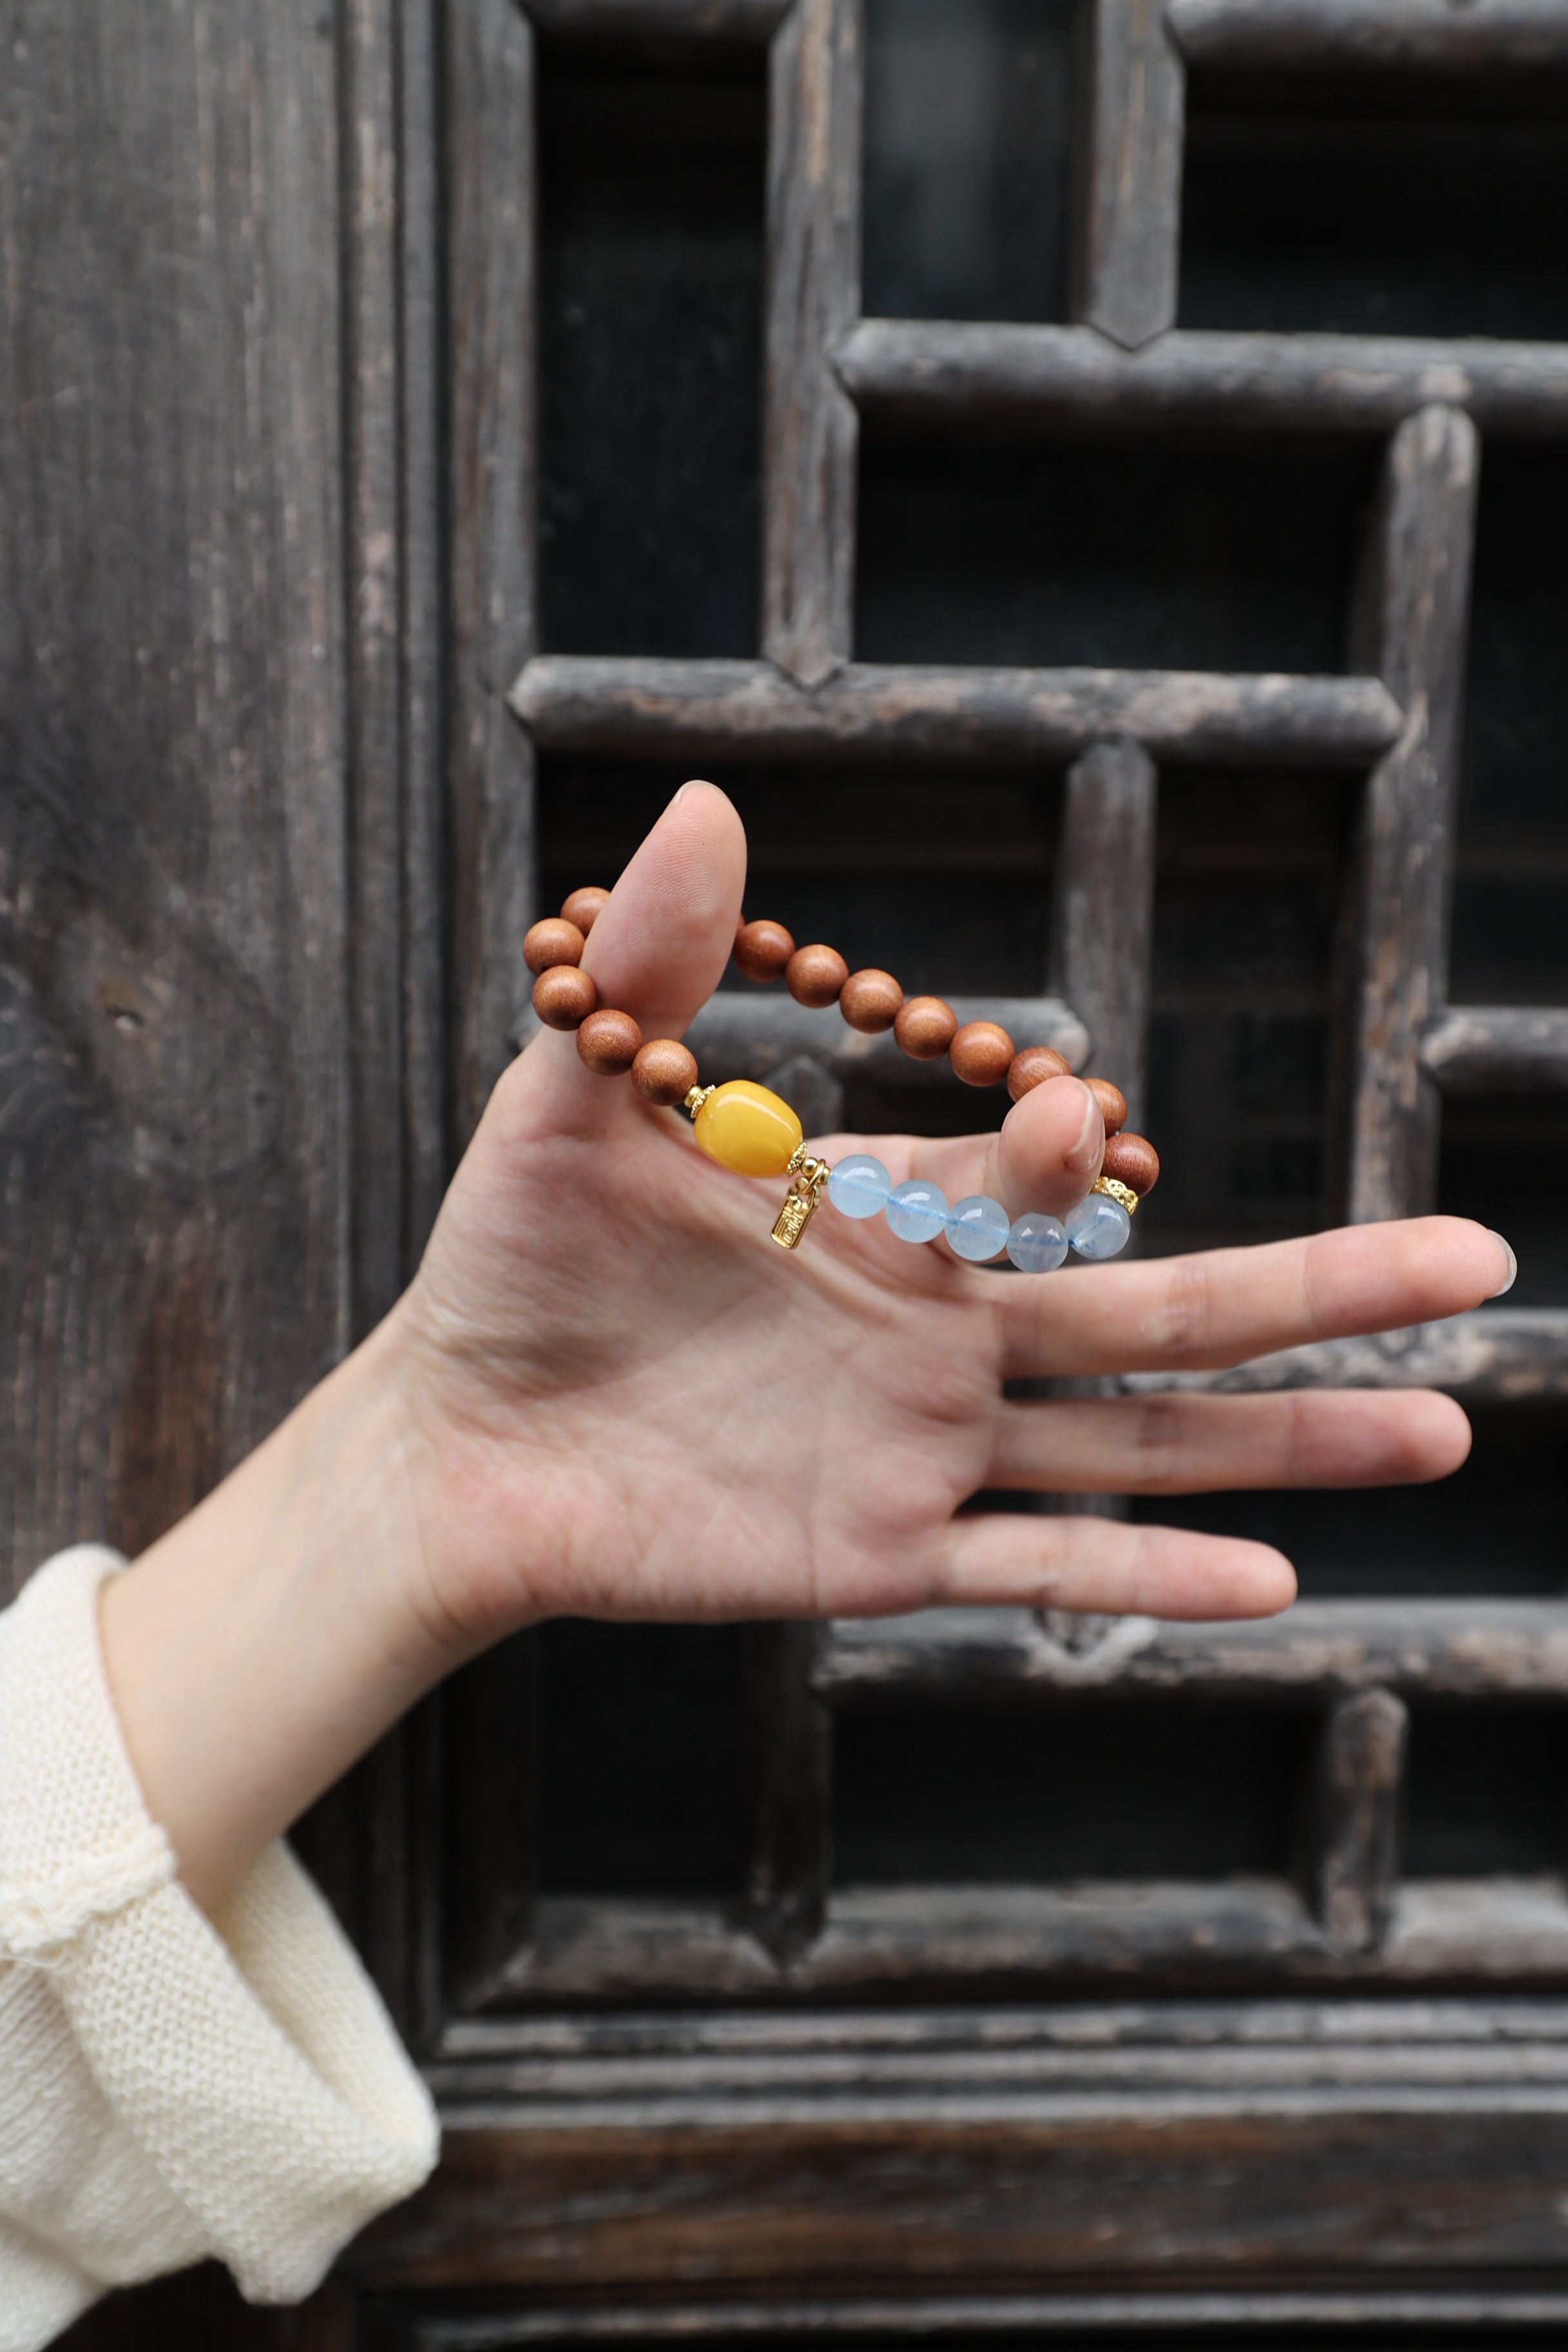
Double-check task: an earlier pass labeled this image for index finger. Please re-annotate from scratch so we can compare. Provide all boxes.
[1001,1216,1515,1379]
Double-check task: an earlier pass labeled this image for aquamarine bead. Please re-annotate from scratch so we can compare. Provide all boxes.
[885,1178,948,1245]
[827,1154,892,1219]
[1066,1191,1131,1260]
[946,1193,1010,1262]
[1007,1210,1068,1273]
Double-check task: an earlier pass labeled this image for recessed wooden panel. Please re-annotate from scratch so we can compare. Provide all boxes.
[861,0,1081,324]
[1179,69,1568,340]
[538,53,767,656]
[855,431,1378,674]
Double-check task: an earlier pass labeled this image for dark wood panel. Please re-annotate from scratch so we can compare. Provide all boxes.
[836,319,1568,438]
[0,3,351,1582]
[512,656,1403,767]
[817,1596,1568,1702]
[360,2097,1568,2291]
[1348,405,1479,1222]
[1169,0,1568,72]
[525,0,789,38]
[762,0,863,683]
[1425,1004,1568,1093]
[446,0,540,1140]
[1073,1,1185,349]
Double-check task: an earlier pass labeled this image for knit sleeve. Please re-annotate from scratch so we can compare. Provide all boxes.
[0,1545,439,2351]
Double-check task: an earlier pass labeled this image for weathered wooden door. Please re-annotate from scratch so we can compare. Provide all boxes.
[8,1,1568,2344]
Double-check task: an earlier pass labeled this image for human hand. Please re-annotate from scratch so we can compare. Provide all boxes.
[103,781,1513,1908]
[391,781,1504,1647]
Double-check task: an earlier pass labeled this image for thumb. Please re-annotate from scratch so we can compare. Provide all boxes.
[580,781,747,1040]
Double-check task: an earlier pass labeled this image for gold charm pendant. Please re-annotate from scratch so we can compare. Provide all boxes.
[770,1148,831,1251]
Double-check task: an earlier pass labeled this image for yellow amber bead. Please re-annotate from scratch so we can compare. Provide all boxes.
[693,1079,803,1178]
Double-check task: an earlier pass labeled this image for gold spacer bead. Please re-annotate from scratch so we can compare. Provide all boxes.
[1093,1174,1139,1216]
[785,1139,808,1175]
[684,1084,715,1120]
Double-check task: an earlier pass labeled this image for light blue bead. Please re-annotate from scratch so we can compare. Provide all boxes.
[885,1178,948,1245]
[1007,1211,1068,1273]
[1066,1191,1132,1260]
[827,1154,892,1219]
[946,1193,1010,1261]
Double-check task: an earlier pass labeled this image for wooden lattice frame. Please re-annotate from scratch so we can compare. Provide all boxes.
[426,0,1568,2024]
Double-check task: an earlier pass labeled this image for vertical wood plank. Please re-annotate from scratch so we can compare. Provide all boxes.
[746,1054,840,1959]
[0,0,353,1589]
[1054,737,1159,1124]
[1073,0,1186,351]
[1046,738,1157,1528]
[1303,1685,1409,1957]
[746,1621,832,1961]
[762,0,863,685]
[447,0,540,1141]
[1347,405,1480,1223]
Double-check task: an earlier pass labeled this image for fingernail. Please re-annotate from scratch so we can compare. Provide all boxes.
[665,782,689,809]
[1064,1080,1102,1176]
[1487,1230,1517,1297]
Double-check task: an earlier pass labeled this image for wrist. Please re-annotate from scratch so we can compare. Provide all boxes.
[101,1312,462,1911]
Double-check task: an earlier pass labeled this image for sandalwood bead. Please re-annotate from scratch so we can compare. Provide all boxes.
[533,964,598,1031]
[786,942,849,1008]
[734,918,796,983]
[560,885,610,935]
[839,967,903,1034]
[1084,1077,1128,1136]
[894,994,958,1061]
[632,1037,698,1106]
[577,1007,643,1075]
[1006,1045,1072,1102]
[523,916,585,975]
[949,1019,1015,1087]
[1101,1130,1160,1198]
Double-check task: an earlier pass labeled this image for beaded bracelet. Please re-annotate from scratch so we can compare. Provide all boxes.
[524,888,1159,1268]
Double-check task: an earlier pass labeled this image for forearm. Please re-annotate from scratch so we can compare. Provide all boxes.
[99,1313,463,1913]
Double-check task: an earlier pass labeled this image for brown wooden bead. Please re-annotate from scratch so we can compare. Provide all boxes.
[577,1007,643,1075]
[949,1019,1015,1087]
[1084,1077,1128,1136]
[1101,1130,1160,1198]
[1006,1044,1072,1102]
[894,994,958,1061]
[632,1037,698,1106]
[523,916,585,976]
[734,917,796,983]
[533,964,598,1031]
[839,967,903,1034]
[560,885,610,935]
[786,942,848,1007]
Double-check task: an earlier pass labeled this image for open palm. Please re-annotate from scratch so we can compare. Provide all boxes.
[394,784,1507,1652]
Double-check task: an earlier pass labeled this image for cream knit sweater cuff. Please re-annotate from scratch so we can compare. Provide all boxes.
[0,1545,439,2350]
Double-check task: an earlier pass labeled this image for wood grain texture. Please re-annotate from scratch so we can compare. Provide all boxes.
[745,1620,833,1961]
[446,0,539,1141]
[1075,0,1185,350]
[763,0,863,684]
[1424,1004,1568,1095]
[0,0,353,1587]
[1347,406,1480,1223]
[835,319,1568,440]
[512,654,1404,767]
[1302,1686,1407,1957]
[358,2286,1568,2341]
[525,0,789,38]
[1054,740,1157,1123]
[362,2088,1568,2291]
[430,1875,1568,2006]
[1170,0,1568,71]
[1112,1305,1568,1401]
[817,1598,1568,1703]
